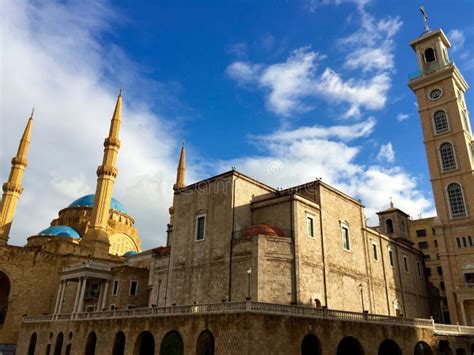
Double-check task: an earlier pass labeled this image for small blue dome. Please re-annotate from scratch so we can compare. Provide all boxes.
[123,250,138,257]
[38,225,80,239]
[68,194,127,214]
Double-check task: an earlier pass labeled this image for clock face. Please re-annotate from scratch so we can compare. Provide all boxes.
[429,88,442,100]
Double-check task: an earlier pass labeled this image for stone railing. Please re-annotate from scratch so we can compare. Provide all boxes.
[62,260,111,272]
[408,60,454,81]
[23,301,474,336]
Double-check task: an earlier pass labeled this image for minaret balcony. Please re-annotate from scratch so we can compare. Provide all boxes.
[408,59,453,81]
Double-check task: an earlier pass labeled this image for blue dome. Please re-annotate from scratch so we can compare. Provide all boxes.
[123,250,138,257]
[38,225,80,239]
[68,194,127,214]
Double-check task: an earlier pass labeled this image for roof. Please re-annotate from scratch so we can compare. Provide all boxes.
[38,225,80,239]
[68,194,127,214]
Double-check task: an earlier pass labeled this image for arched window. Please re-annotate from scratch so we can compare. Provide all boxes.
[314,299,322,308]
[160,331,183,355]
[53,332,63,355]
[386,219,394,233]
[424,48,436,63]
[433,110,449,134]
[28,333,37,355]
[301,334,321,355]
[196,330,215,355]
[135,331,155,355]
[414,341,433,355]
[455,348,466,355]
[85,332,97,355]
[65,344,72,355]
[378,339,401,355]
[439,143,457,171]
[337,336,364,355]
[439,340,451,355]
[112,331,126,355]
[447,183,467,217]
[0,271,11,324]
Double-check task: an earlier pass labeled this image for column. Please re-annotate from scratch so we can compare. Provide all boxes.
[101,280,109,311]
[57,281,67,314]
[53,281,65,314]
[77,277,88,313]
[72,278,83,313]
[460,300,468,325]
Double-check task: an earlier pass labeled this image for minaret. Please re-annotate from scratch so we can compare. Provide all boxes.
[0,111,33,244]
[82,91,122,255]
[408,13,474,325]
[169,144,186,227]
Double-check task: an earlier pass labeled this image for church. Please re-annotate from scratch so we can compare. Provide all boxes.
[0,18,473,355]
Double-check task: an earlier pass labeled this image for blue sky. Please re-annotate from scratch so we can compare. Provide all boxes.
[1,0,473,248]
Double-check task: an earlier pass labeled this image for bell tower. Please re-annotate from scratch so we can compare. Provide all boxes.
[408,20,474,325]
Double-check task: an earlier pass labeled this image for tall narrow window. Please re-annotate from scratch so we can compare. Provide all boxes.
[129,280,138,296]
[306,215,314,238]
[371,242,378,261]
[417,262,422,277]
[386,219,394,233]
[341,225,350,251]
[388,248,394,266]
[403,255,409,273]
[433,110,449,134]
[462,237,467,248]
[112,280,119,296]
[457,237,462,248]
[195,215,206,241]
[447,183,467,217]
[469,236,473,247]
[439,143,457,171]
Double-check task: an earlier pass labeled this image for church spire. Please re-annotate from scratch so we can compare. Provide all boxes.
[174,143,186,190]
[0,111,33,244]
[82,90,122,255]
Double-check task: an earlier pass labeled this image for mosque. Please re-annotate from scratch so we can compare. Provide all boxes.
[0,17,473,355]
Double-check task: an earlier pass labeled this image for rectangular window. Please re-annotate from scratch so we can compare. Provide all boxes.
[440,281,445,291]
[416,229,427,237]
[418,241,429,249]
[371,242,378,261]
[434,239,438,248]
[423,254,430,260]
[388,249,394,267]
[195,215,206,241]
[341,225,350,251]
[425,267,431,277]
[129,280,138,296]
[112,280,119,296]
[437,266,443,276]
[417,262,422,277]
[306,215,314,238]
[403,255,409,273]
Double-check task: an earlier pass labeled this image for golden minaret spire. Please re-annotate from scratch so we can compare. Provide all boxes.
[82,90,122,254]
[0,110,34,244]
[174,143,186,190]
[169,143,186,227]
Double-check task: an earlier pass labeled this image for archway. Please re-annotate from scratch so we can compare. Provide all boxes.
[337,336,364,355]
[112,331,126,355]
[414,341,433,355]
[85,332,97,355]
[0,271,11,324]
[27,333,37,355]
[378,339,401,355]
[438,340,451,355]
[196,330,214,355]
[301,334,321,355]
[134,331,155,355]
[160,330,183,355]
[455,349,465,355]
[53,332,63,355]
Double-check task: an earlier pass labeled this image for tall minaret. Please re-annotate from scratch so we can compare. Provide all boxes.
[0,112,33,245]
[82,91,122,255]
[408,15,474,325]
[169,144,186,227]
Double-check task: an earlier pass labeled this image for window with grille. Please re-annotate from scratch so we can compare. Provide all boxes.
[341,225,350,251]
[195,215,206,241]
[416,229,427,237]
[439,143,457,171]
[418,241,428,249]
[433,110,449,134]
[447,183,467,217]
[306,215,314,238]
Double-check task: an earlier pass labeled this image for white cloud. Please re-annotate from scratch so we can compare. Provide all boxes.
[345,47,394,72]
[377,143,395,163]
[0,1,185,249]
[225,62,261,84]
[448,29,465,53]
[396,113,409,122]
[305,0,371,12]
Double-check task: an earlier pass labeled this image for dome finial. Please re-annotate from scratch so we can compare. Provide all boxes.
[419,6,430,33]
[389,197,394,209]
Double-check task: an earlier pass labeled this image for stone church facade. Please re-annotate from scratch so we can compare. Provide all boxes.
[0,18,473,355]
